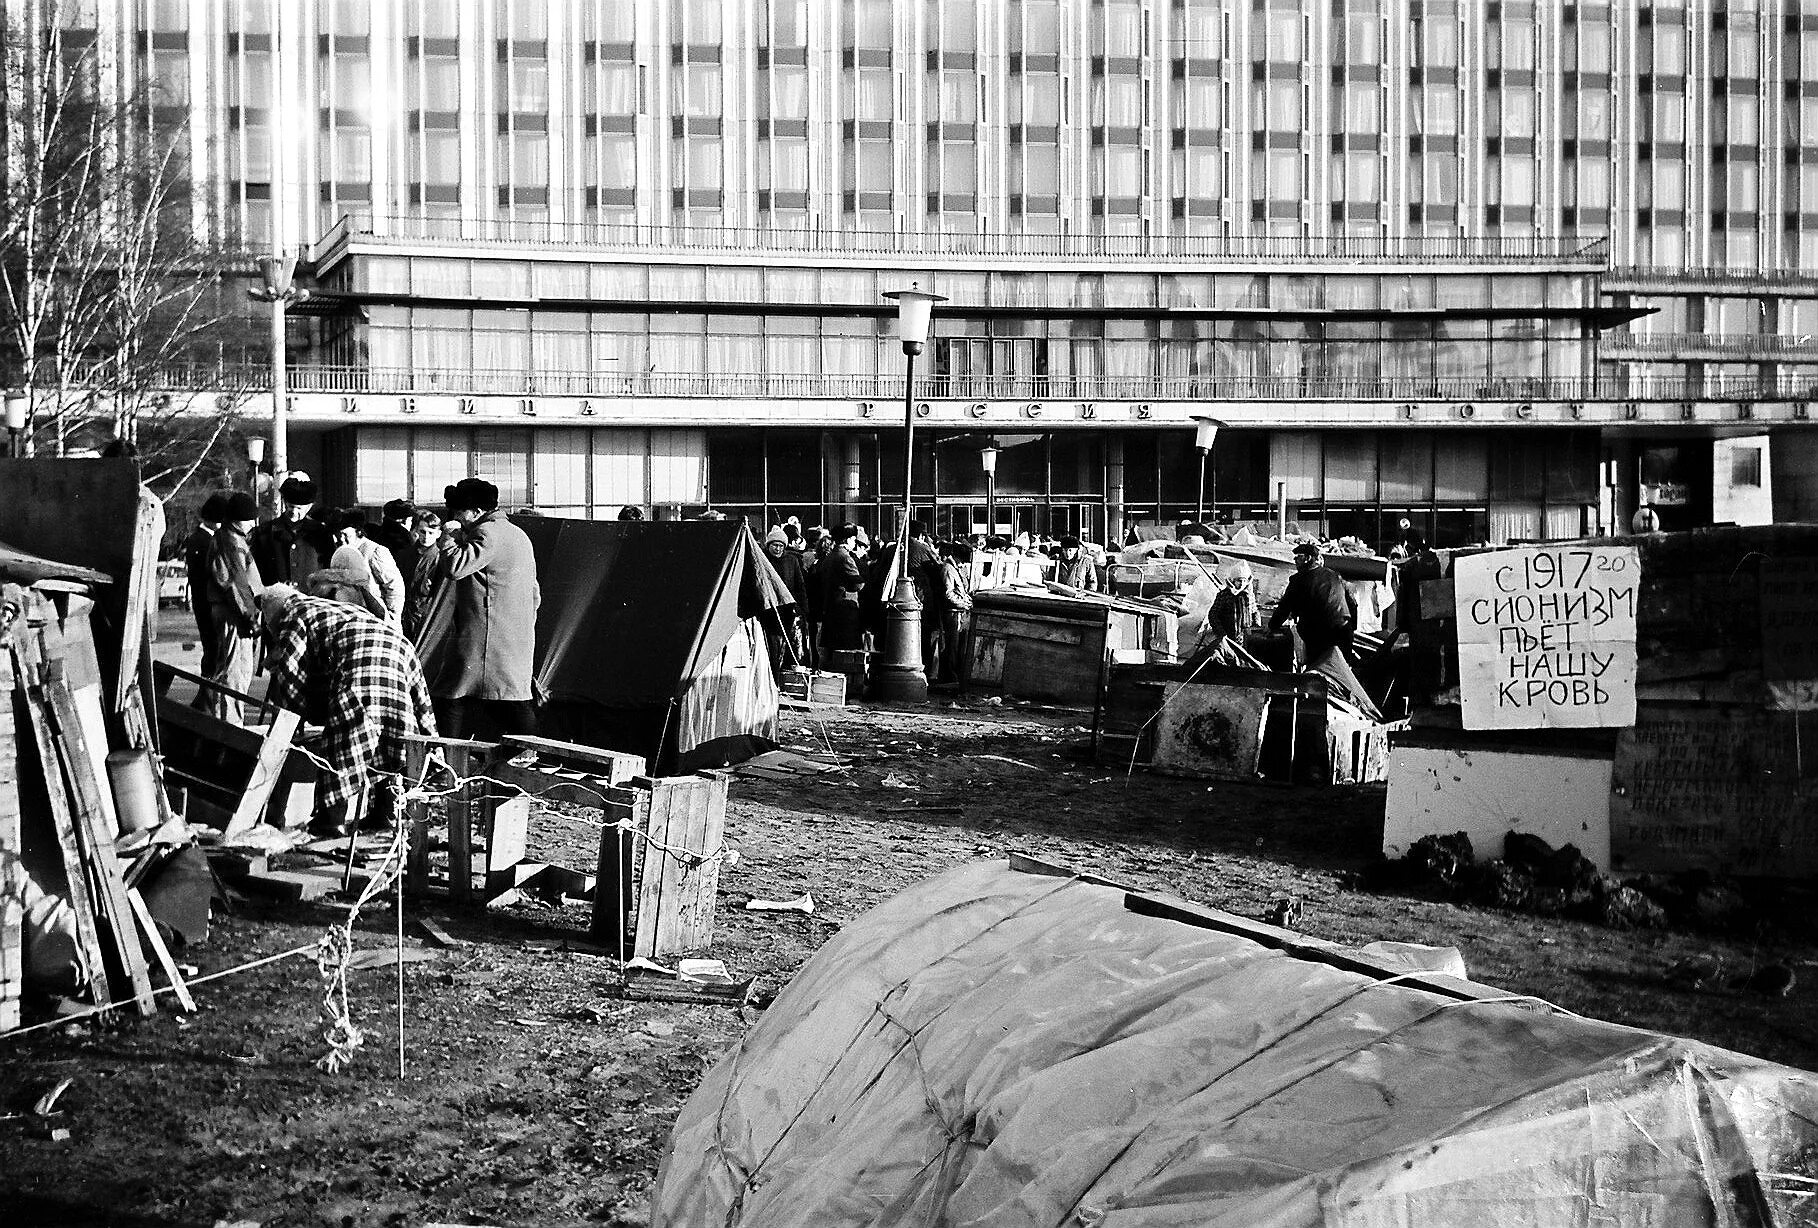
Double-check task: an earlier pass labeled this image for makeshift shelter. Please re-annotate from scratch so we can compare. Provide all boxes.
[520,518,789,774]
[654,859,1818,1227]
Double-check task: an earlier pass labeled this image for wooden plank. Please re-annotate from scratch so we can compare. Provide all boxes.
[669,772,728,953]
[500,735,647,782]
[11,638,110,1006]
[70,684,118,835]
[223,708,300,838]
[403,738,431,895]
[45,674,156,1016]
[0,645,20,1031]
[126,888,196,1012]
[486,796,530,875]
[446,744,474,903]
[486,760,622,807]
[238,868,338,902]
[651,779,698,956]
[630,785,665,959]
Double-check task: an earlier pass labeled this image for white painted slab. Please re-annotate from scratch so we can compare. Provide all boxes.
[1385,744,1612,870]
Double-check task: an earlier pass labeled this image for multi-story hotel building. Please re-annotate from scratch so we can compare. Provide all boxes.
[63,0,1818,543]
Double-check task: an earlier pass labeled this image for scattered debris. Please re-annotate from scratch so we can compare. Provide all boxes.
[411,918,467,949]
[32,1077,73,1118]
[1665,954,1726,991]
[1362,831,1750,932]
[678,958,733,985]
[345,947,440,972]
[1262,896,1302,928]
[746,893,815,915]
[879,772,918,789]
[967,755,1040,770]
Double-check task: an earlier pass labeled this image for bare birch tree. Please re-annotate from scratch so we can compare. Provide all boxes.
[0,1,259,492]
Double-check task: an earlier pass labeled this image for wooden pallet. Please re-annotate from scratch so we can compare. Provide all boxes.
[608,773,730,960]
[402,735,496,901]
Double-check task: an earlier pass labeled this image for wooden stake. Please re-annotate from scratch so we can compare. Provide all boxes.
[126,889,196,1013]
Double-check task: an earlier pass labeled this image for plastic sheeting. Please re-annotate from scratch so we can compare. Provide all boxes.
[654,861,1818,1228]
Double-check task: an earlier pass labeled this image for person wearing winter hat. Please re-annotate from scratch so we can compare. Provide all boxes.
[433,477,541,737]
[762,525,809,673]
[251,474,329,586]
[181,491,230,682]
[373,497,417,576]
[321,506,405,622]
[201,491,263,723]
[1055,535,1100,592]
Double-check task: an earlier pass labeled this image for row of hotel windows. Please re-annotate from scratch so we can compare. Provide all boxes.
[347,308,1590,385]
[344,258,1589,313]
[112,0,1818,67]
[339,424,1600,547]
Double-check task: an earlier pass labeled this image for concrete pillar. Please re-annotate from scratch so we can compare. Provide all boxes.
[1105,435,1126,546]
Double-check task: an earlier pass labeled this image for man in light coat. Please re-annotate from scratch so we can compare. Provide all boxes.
[433,477,541,738]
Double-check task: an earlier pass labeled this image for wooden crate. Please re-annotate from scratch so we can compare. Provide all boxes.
[604,773,730,959]
[780,668,846,706]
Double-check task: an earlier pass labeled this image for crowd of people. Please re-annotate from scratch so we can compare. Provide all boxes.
[179,474,541,838]
[749,516,1110,686]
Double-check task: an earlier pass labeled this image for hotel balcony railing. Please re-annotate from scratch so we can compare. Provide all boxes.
[1604,265,1818,295]
[155,364,1813,404]
[324,214,1608,267]
[1603,332,1818,358]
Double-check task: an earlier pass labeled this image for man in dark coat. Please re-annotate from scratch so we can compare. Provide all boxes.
[202,492,263,723]
[1268,540,1358,666]
[433,478,542,738]
[372,498,417,577]
[250,475,329,585]
[181,491,228,682]
[818,524,866,654]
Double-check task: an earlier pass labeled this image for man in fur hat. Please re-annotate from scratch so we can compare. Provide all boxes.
[250,474,329,586]
[432,477,541,738]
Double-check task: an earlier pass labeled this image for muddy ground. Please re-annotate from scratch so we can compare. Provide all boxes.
[3,699,1816,1228]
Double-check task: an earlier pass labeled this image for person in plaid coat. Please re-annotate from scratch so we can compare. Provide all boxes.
[258,584,438,837]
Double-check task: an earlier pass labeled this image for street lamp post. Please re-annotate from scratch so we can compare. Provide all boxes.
[4,391,26,459]
[245,435,267,495]
[874,282,946,704]
[1193,416,1222,525]
[250,253,309,517]
[979,438,999,537]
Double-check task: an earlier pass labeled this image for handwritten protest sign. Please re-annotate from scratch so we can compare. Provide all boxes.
[1454,545,1639,730]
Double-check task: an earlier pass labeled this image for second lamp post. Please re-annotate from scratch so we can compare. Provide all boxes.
[873,282,946,703]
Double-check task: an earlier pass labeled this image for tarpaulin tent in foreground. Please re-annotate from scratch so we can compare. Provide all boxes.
[655,859,1818,1227]
[520,518,790,773]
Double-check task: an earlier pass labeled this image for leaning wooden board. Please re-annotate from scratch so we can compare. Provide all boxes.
[613,773,729,959]
[45,671,156,1015]
[10,629,111,1006]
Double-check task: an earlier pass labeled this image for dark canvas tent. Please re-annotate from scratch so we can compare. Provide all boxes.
[520,517,790,774]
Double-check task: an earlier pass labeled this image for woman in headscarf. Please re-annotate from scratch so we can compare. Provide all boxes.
[1205,559,1259,653]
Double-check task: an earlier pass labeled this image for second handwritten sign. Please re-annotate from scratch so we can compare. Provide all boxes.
[1454,545,1640,730]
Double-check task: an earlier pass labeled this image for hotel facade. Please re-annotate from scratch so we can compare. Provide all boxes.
[68,0,1818,543]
